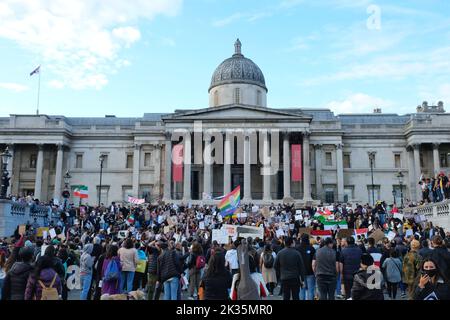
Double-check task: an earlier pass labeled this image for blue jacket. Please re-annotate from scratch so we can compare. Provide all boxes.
[340,245,362,280]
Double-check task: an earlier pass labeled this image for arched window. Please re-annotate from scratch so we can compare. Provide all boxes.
[214,90,219,106]
[256,90,262,106]
[234,88,240,104]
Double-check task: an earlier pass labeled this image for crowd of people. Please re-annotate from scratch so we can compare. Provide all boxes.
[1,198,450,301]
[419,172,450,204]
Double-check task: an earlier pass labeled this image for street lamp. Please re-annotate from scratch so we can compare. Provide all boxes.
[396,171,404,208]
[368,152,376,206]
[62,171,71,210]
[98,154,106,207]
[392,189,397,206]
[1,147,12,199]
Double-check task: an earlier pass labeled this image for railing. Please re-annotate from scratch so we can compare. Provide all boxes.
[403,200,450,229]
[11,203,27,215]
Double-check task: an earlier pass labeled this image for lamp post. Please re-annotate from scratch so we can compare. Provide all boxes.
[392,189,397,206]
[1,147,12,199]
[368,152,376,206]
[396,171,404,208]
[62,171,71,211]
[98,154,106,207]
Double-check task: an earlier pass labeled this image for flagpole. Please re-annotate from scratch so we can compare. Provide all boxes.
[36,69,41,115]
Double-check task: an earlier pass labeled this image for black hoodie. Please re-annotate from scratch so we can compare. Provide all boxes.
[2,262,34,300]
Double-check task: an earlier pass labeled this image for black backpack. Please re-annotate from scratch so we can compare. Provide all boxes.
[263,252,274,269]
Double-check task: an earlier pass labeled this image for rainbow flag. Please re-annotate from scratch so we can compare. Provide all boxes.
[218,186,240,218]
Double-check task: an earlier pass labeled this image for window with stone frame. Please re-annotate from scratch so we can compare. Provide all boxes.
[440,153,449,167]
[214,90,219,106]
[325,152,332,166]
[29,154,37,169]
[394,153,401,168]
[126,154,133,169]
[234,88,240,104]
[75,154,83,169]
[144,152,152,167]
[343,153,351,168]
[256,90,262,106]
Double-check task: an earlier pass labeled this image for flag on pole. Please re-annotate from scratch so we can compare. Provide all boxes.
[127,215,135,225]
[73,185,88,198]
[127,196,145,205]
[218,185,240,218]
[30,66,40,76]
[323,220,348,230]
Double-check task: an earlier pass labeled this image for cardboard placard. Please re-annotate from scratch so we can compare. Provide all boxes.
[336,228,354,239]
[19,225,26,236]
[298,227,312,235]
[164,226,170,234]
[369,229,386,243]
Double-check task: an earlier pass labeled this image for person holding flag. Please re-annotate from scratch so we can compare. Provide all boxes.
[218,186,240,220]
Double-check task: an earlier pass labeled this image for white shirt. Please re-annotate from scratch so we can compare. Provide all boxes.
[225,249,239,270]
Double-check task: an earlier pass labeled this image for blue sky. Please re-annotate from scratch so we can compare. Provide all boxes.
[0,0,449,117]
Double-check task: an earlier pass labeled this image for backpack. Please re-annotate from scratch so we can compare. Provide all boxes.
[39,274,59,300]
[104,259,120,282]
[196,255,206,270]
[263,252,274,269]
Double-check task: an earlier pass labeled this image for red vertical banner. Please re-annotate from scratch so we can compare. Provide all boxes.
[291,144,302,181]
[172,144,184,182]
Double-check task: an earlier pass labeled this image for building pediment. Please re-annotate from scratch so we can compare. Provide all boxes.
[162,104,312,122]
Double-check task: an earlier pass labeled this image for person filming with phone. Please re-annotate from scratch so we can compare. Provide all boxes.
[413,258,450,300]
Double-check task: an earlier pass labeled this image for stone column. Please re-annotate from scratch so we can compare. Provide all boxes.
[243,132,252,202]
[6,144,14,196]
[182,131,192,202]
[413,143,421,200]
[34,144,44,200]
[302,131,312,200]
[283,132,291,199]
[154,144,162,200]
[262,131,271,201]
[203,132,212,198]
[336,143,344,203]
[406,146,416,201]
[53,144,64,201]
[314,144,323,201]
[223,131,232,195]
[433,143,440,175]
[163,132,172,201]
[132,143,141,197]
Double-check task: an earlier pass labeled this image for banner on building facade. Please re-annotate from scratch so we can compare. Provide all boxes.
[172,144,183,182]
[291,144,302,181]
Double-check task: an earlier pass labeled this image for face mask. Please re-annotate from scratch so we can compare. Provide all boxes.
[424,269,437,278]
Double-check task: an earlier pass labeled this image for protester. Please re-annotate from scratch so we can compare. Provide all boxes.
[274,237,305,300]
[382,249,403,300]
[413,258,450,300]
[430,235,450,281]
[260,244,277,296]
[79,243,95,300]
[187,241,205,300]
[25,255,62,300]
[351,253,384,300]
[297,234,316,300]
[402,239,422,299]
[201,250,232,300]
[156,241,182,300]
[225,241,239,276]
[146,241,160,300]
[1,247,34,300]
[340,236,362,299]
[101,245,121,296]
[118,238,139,293]
[313,237,338,300]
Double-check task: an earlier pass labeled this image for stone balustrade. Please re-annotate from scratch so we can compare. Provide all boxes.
[403,200,450,230]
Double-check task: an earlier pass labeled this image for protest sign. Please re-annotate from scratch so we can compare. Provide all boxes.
[289,224,295,230]
[276,229,285,238]
[298,227,312,235]
[393,213,404,220]
[43,230,48,240]
[295,214,303,221]
[37,227,49,237]
[222,224,238,239]
[199,221,205,230]
[237,225,264,240]
[212,229,229,244]
[118,230,129,239]
[405,229,413,238]
[49,228,57,239]
[337,229,354,239]
[19,225,26,236]
[369,229,386,243]
[387,231,396,241]
[163,226,170,234]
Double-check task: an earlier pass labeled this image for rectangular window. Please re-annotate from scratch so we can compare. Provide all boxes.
[126,154,133,169]
[75,154,83,169]
[325,152,332,166]
[144,153,152,167]
[325,189,335,204]
[394,154,401,168]
[122,186,132,202]
[97,186,109,205]
[234,88,240,104]
[344,186,354,203]
[257,90,262,106]
[367,185,381,205]
[343,153,351,168]
[440,153,449,167]
[29,154,37,169]
[140,185,152,202]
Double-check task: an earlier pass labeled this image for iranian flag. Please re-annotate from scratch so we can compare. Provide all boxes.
[73,185,88,198]
[127,215,135,225]
[354,228,369,238]
[323,220,348,230]
[311,230,333,238]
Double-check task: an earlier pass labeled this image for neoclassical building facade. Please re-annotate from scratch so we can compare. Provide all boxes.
[1,40,450,206]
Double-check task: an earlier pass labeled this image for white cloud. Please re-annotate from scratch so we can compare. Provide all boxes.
[326,93,394,114]
[212,13,244,27]
[0,82,29,92]
[0,0,183,90]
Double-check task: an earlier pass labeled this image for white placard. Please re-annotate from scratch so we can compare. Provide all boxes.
[387,231,396,241]
[295,214,302,221]
[158,215,165,224]
[405,229,413,237]
[212,229,229,244]
[252,205,259,213]
[43,231,48,240]
[394,213,404,220]
[49,228,57,239]
[276,229,285,238]
[296,210,302,214]
[289,224,295,230]
[118,230,129,239]
[199,221,205,230]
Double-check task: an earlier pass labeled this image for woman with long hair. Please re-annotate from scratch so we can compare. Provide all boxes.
[413,258,450,300]
[24,255,62,300]
[201,250,232,300]
[101,245,121,296]
[187,241,204,300]
[260,243,277,296]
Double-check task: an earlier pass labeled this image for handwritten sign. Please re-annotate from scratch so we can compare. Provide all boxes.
[212,229,229,244]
